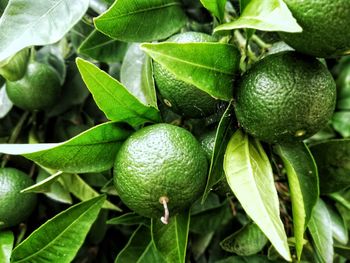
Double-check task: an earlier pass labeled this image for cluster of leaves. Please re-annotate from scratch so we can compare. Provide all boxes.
[0,0,349,262]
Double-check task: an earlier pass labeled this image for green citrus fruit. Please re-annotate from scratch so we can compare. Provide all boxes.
[153,32,220,118]
[113,123,208,219]
[234,51,336,143]
[279,0,350,58]
[0,167,37,229]
[6,61,61,111]
[199,130,231,195]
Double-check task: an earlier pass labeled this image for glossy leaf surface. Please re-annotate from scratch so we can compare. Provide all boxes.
[0,122,132,173]
[11,196,105,263]
[94,0,187,42]
[152,211,190,263]
[215,0,302,33]
[0,0,89,61]
[275,142,318,259]
[76,58,160,126]
[224,130,290,261]
[141,42,240,101]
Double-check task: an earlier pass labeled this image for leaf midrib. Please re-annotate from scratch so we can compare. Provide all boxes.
[97,2,181,21]
[80,61,157,122]
[12,199,102,263]
[144,45,234,75]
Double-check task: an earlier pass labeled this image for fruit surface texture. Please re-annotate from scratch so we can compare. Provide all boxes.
[234,51,336,143]
[153,31,220,118]
[114,123,208,218]
[280,0,350,57]
[0,168,37,229]
[6,61,61,111]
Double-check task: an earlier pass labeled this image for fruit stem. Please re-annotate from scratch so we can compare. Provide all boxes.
[251,35,271,50]
[1,111,29,168]
[159,196,169,225]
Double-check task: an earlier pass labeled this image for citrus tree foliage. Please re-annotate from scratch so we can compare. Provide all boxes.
[0,0,349,262]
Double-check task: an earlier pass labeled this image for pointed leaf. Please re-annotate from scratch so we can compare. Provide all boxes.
[0,230,13,263]
[214,0,302,33]
[62,173,121,211]
[220,223,268,256]
[141,42,240,101]
[115,225,163,263]
[121,43,158,108]
[310,139,350,194]
[35,169,72,204]
[223,130,291,261]
[21,170,63,193]
[200,0,227,21]
[202,101,235,202]
[308,199,334,263]
[94,0,187,42]
[0,122,132,173]
[78,30,127,63]
[152,210,190,263]
[274,142,319,259]
[107,213,150,226]
[326,204,348,245]
[76,58,160,126]
[0,0,89,61]
[11,196,105,263]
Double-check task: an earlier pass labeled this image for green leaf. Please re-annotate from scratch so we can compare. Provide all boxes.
[107,213,150,226]
[202,101,235,202]
[326,204,348,245]
[94,0,187,42]
[11,196,105,263]
[0,122,132,173]
[152,210,190,263]
[190,201,232,234]
[141,42,240,101]
[120,43,158,108]
[21,170,63,194]
[310,139,350,194]
[274,142,318,259]
[78,30,127,63]
[34,169,72,204]
[220,223,268,256]
[115,225,163,263]
[0,230,13,263]
[308,199,334,263]
[223,130,291,261]
[214,0,302,33]
[0,0,89,62]
[76,58,160,126]
[332,112,350,138]
[61,174,121,211]
[200,0,227,21]
[240,0,252,12]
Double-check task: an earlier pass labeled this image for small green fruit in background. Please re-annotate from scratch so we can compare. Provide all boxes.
[6,61,61,111]
[0,167,37,229]
[114,123,208,222]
